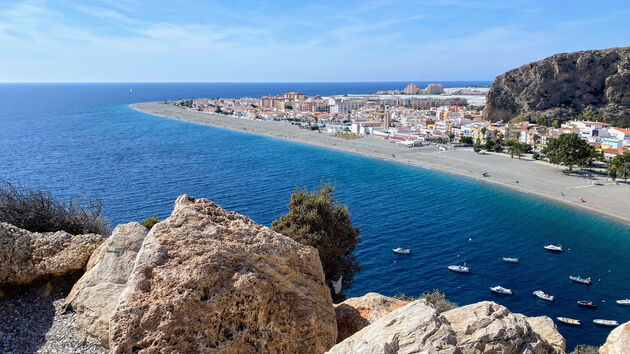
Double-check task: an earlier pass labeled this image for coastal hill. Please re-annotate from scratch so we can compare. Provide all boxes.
[483,46,630,125]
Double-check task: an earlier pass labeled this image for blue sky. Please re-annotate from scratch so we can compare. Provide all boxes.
[0,0,629,82]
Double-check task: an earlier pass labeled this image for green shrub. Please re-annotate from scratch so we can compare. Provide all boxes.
[570,344,599,354]
[395,289,458,313]
[0,181,110,235]
[140,214,161,230]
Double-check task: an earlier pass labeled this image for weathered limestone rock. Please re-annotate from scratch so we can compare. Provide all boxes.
[524,315,566,352]
[109,195,336,353]
[334,292,410,343]
[64,222,148,347]
[327,299,458,353]
[599,321,630,354]
[442,301,561,353]
[483,46,630,123]
[0,222,103,289]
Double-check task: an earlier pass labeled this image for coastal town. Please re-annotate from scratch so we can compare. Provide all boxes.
[175,83,630,160]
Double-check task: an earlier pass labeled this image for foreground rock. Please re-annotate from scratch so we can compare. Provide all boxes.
[599,320,630,354]
[328,300,564,353]
[334,292,410,343]
[484,46,630,123]
[64,222,148,347]
[0,222,103,291]
[442,301,562,353]
[328,299,458,353]
[109,195,336,353]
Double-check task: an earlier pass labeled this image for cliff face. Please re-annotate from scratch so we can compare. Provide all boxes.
[483,46,630,123]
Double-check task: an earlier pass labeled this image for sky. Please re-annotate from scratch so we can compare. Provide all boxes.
[0,0,629,82]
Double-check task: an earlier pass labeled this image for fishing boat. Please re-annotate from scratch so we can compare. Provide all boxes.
[392,247,411,254]
[502,257,519,263]
[557,317,581,326]
[448,265,470,273]
[616,299,630,305]
[578,300,597,308]
[490,286,514,295]
[593,319,619,327]
[570,276,592,285]
[544,244,563,253]
[533,290,554,302]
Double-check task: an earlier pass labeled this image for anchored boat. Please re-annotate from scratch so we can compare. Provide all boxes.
[616,299,630,305]
[448,265,470,273]
[593,319,619,327]
[578,301,597,308]
[544,244,563,253]
[502,257,519,263]
[533,290,554,302]
[392,247,411,254]
[490,286,514,295]
[557,317,581,326]
[570,275,592,285]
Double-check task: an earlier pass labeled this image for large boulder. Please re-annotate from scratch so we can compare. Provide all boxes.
[442,301,561,353]
[109,195,336,353]
[64,222,148,347]
[599,321,630,354]
[327,299,458,353]
[524,315,566,352]
[0,222,103,290]
[334,292,410,343]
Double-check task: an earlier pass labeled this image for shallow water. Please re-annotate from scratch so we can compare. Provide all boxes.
[1,82,629,349]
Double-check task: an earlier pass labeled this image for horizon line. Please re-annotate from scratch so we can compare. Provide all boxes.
[0,80,494,84]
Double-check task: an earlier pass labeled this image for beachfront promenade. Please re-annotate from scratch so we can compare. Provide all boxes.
[131,102,630,225]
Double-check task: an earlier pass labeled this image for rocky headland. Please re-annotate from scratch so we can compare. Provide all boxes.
[2,195,629,353]
[484,46,630,125]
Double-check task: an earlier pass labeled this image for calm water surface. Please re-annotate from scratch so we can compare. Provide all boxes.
[1,83,629,349]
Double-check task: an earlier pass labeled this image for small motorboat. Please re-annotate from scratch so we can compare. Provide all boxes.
[544,244,563,253]
[490,285,514,295]
[448,265,470,273]
[392,247,411,254]
[482,172,490,177]
[570,276,592,285]
[533,290,554,302]
[593,319,619,327]
[578,300,597,308]
[616,299,630,305]
[557,317,581,326]
[502,257,519,263]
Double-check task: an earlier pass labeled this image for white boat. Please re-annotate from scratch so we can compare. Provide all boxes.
[570,275,592,285]
[392,247,411,254]
[557,317,581,326]
[533,290,554,302]
[593,319,619,327]
[544,244,563,253]
[490,285,514,295]
[616,299,630,305]
[439,145,448,151]
[502,257,519,263]
[448,265,470,273]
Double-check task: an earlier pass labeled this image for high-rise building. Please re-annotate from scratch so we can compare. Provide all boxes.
[403,83,420,95]
[426,83,444,94]
[384,106,391,128]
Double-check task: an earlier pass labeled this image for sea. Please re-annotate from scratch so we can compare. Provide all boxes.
[1,82,629,349]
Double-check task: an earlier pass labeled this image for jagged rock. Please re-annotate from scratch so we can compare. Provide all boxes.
[483,46,630,123]
[109,195,336,353]
[64,222,148,347]
[524,315,566,352]
[442,301,562,353]
[599,321,630,354]
[0,222,103,289]
[334,292,410,343]
[327,299,458,353]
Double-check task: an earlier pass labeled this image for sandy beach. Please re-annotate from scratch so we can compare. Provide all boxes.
[131,102,630,225]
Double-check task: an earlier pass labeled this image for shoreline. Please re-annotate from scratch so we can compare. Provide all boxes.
[130,102,630,225]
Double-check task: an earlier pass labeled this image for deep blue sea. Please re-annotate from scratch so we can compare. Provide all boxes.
[1,82,629,349]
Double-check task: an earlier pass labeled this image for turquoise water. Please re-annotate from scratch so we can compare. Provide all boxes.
[1,83,629,349]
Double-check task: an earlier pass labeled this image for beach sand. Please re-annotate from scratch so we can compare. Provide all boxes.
[131,102,630,225]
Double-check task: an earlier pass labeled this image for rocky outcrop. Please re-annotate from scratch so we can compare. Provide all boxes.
[599,320,630,354]
[108,195,336,353]
[441,301,562,353]
[0,222,103,290]
[334,292,410,343]
[328,299,564,353]
[63,222,148,347]
[327,299,458,353]
[483,46,630,123]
